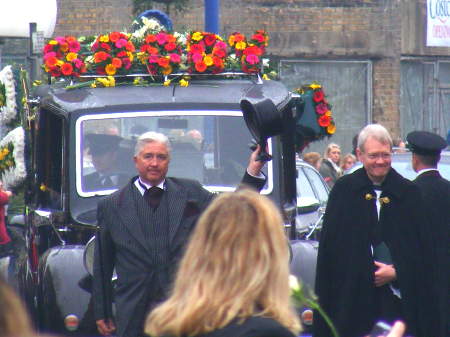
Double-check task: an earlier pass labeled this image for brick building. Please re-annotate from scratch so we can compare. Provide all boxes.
[1,0,449,153]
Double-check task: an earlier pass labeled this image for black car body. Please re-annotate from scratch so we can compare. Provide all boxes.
[8,75,321,336]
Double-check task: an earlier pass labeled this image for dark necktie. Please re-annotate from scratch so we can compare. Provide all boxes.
[144,186,164,209]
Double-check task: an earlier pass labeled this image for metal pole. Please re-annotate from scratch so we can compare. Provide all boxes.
[28,22,38,83]
[205,0,219,34]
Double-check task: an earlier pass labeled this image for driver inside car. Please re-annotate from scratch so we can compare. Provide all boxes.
[83,133,129,191]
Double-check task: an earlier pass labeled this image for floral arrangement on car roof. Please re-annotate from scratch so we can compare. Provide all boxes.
[43,36,87,77]
[137,31,184,75]
[42,17,273,81]
[89,32,136,76]
[292,83,336,150]
[186,31,227,74]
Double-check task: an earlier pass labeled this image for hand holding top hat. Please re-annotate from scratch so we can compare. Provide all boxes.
[240,98,284,162]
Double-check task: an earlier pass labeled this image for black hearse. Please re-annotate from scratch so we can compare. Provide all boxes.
[13,74,319,335]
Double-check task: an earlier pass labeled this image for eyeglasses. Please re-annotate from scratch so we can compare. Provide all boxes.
[365,152,392,160]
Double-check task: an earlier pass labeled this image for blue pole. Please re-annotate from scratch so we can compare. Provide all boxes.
[205,0,219,34]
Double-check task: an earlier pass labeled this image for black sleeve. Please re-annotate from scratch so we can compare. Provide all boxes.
[92,198,116,321]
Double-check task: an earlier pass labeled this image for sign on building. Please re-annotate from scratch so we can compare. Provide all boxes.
[427,0,450,46]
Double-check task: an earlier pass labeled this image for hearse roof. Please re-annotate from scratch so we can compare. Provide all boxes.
[33,78,291,116]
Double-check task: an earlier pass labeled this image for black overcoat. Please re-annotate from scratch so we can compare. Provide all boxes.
[92,174,265,337]
[414,170,450,337]
[313,167,430,337]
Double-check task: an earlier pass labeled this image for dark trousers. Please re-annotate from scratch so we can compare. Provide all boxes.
[376,285,403,324]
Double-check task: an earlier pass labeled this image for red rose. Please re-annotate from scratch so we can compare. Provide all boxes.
[195,61,207,72]
[313,90,324,102]
[318,115,331,127]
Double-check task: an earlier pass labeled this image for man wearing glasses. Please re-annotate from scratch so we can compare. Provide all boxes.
[314,124,432,337]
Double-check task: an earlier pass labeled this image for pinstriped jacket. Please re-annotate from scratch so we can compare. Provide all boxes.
[93,173,265,337]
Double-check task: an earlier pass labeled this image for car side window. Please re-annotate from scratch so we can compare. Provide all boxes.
[303,166,329,205]
[296,167,315,198]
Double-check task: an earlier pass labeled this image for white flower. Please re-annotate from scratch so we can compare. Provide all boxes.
[263,58,269,68]
[0,126,26,189]
[289,274,301,292]
[0,65,17,125]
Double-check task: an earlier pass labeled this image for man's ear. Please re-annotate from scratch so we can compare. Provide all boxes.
[356,148,362,161]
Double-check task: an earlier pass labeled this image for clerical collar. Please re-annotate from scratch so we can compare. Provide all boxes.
[135,178,165,196]
[416,168,438,178]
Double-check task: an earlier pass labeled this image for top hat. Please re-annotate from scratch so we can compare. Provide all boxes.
[406,131,447,156]
[86,133,123,156]
[240,98,284,161]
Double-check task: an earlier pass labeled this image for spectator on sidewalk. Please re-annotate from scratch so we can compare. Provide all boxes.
[319,143,342,188]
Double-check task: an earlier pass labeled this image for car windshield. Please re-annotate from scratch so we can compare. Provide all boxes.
[75,111,272,197]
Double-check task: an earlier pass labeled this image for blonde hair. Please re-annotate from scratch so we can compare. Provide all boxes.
[145,189,301,336]
[0,277,34,337]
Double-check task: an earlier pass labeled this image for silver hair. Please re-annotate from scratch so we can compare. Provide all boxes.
[324,143,341,158]
[134,131,171,156]
[357,124,393,152]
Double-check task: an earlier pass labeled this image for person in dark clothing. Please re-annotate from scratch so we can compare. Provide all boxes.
[145,189,301,337]
[83,133,129,191]
[407,130,450,337]
[93,132,267,337]
[314,124,430,337]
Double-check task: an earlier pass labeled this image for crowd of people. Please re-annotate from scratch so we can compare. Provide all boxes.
[1,124,449,337]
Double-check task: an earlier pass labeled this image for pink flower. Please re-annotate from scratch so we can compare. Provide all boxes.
[44,51,56,60]
[69,41,80,53]
[169,53,181,63]
[191,53,203,63]
[156,32,168,45]
[73,59,83,69]
[215,41,227,50]
[148,55,159,63]
[316,103,328,115]
[246,54,259,65]
[115,39,127,48]
[122,58,131,69]
[55,36,66,44]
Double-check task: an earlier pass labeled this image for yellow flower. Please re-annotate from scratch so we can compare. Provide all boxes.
[235,41,247,50]
[192,32,203,41]
[105,64,116,76]
[228,35,235,46]
[3,148,9,156]
[107,76,115,87]
[163,79,171,86]
[365,193,373,200]
[310,83,322,90]
[216,35,223,41]
[66,52,78,61]
[204,55,214,66]
[49,40,57,45]
[179,79,189,87]
[127,51,134,62]
[262,74,270,80]
[57,60,64,66]
[99,35,109,43]
[327,123,336,134]
[0,154,4,161]
[325,110,332,117]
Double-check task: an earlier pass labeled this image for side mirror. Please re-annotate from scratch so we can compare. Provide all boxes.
[297,196,320,214]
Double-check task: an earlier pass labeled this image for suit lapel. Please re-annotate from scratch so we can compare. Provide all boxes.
[117,182,153,256]
[165,178,187,243]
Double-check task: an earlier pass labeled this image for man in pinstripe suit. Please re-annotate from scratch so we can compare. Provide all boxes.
[93,131,267,337]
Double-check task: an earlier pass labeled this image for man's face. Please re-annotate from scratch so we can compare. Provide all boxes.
[357,137,392,184]
[134,141,170,185]
[328,148,341,164]
[91,151,117,174]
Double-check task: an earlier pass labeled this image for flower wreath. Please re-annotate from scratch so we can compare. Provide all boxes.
[0,127,26,189]
[137,31,184,76]
[187,31,227,74]
[90,32,136,76]
[0,66,18,125]
[293,83,335,150]
[43,36,87,77]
